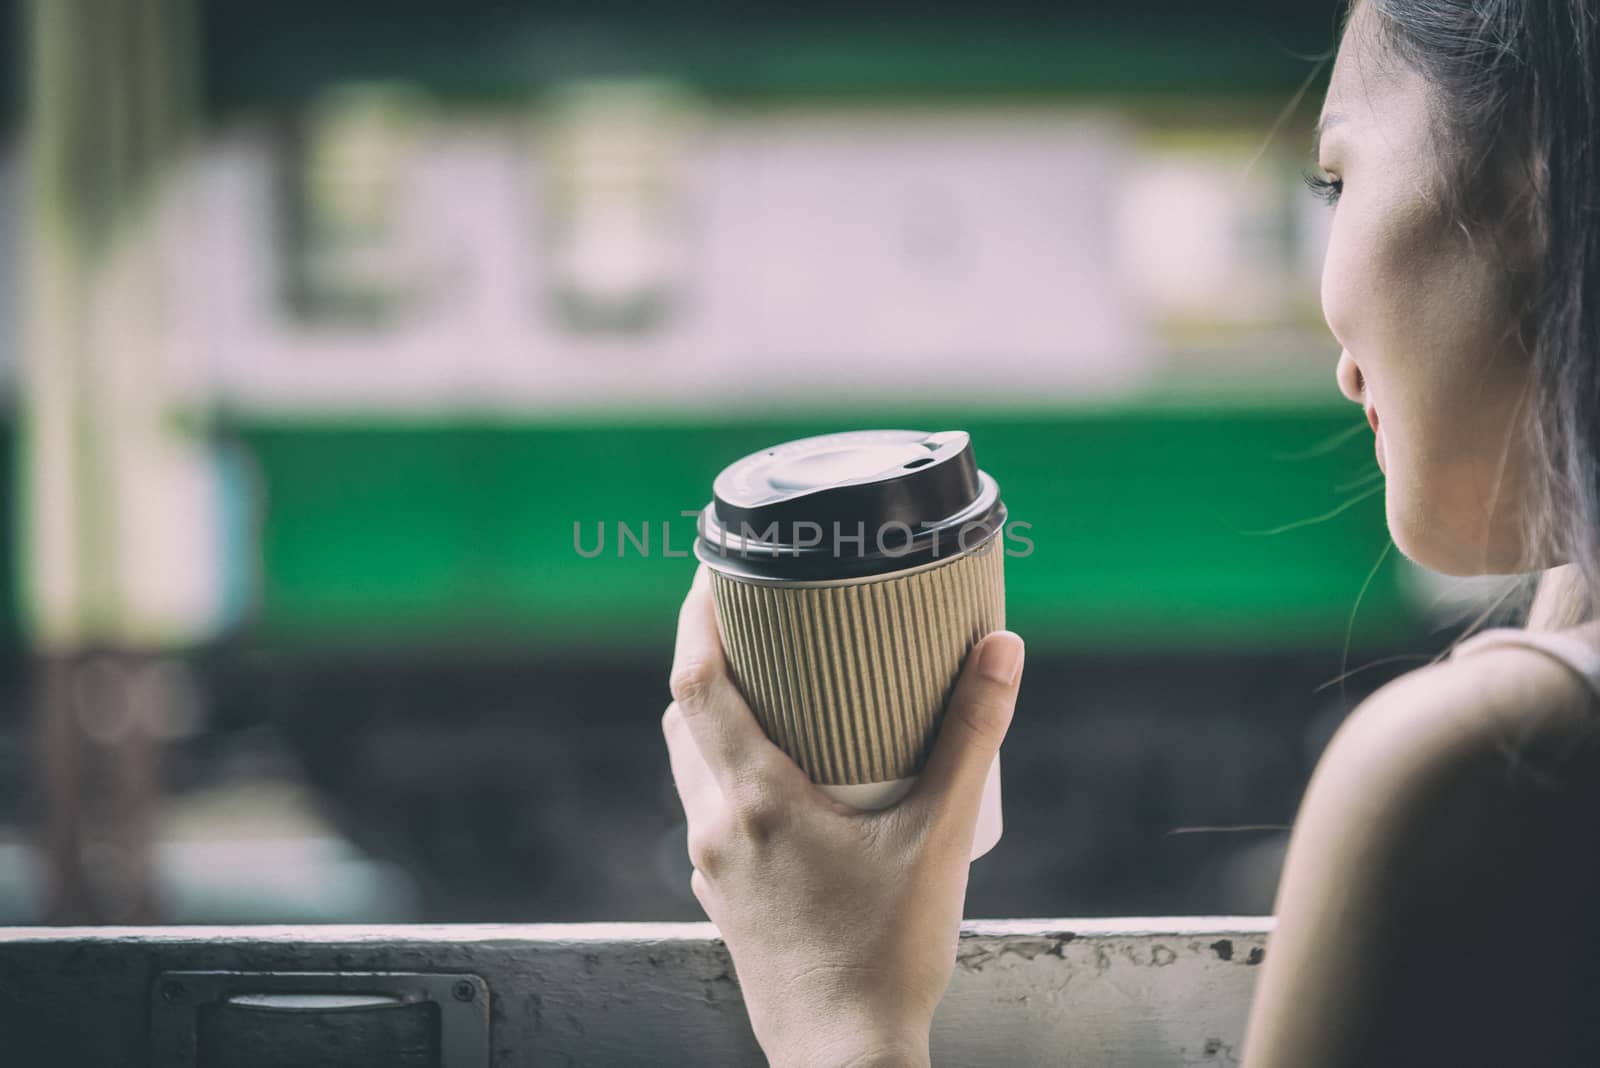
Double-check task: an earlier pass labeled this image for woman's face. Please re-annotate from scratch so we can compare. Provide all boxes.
[1318,3,1542,576]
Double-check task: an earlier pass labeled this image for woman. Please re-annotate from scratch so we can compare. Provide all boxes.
[660,0,1600,1063]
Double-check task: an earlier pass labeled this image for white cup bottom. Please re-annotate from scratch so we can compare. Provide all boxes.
[815,754,1003,862]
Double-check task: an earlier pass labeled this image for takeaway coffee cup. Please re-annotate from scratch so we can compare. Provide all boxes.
[693,429,1007,861]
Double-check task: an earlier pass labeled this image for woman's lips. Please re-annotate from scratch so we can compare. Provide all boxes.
[1367,406,1385,473]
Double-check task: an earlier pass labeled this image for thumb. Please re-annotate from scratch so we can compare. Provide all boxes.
[902,630,1024,841]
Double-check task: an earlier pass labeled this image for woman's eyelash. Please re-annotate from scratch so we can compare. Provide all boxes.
[1302,169,1343,206]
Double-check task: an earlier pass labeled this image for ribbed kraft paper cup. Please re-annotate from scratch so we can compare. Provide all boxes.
[694,429,1009,862]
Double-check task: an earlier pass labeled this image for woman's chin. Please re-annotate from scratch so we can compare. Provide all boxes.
[1388,492,1538,577]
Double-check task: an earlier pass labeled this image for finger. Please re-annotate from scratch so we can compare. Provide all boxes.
[902,630,1024,837]
[669,563,785,795]
[662,701,721,825]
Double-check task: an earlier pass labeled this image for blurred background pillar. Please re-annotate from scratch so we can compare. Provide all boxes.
[21,0,208,923]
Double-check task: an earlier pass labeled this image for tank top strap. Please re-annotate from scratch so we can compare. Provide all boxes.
[1450,626,1600,703]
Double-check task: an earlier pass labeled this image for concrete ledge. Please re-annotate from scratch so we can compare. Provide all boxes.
[0,916,1272,1065]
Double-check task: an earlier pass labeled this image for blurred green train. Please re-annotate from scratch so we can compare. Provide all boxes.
[192,0,1422,660]
[0,0,1451,922]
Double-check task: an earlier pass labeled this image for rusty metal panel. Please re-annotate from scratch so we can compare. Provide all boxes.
[0,917,1271,1066]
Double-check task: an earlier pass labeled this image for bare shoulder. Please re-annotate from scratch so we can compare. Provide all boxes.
[1242,639,1600,1068]
[1339,629,1600,774]
[1281,639,1600,853]
[1308,633,1600,884]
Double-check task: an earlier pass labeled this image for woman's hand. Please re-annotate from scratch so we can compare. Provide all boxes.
[661,564,1025,1068]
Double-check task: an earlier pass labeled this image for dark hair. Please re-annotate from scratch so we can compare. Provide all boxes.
[1355,0,1600,633]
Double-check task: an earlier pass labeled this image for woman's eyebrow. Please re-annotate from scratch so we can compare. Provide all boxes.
[1312,112,1346,158]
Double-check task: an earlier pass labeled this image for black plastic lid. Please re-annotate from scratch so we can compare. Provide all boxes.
[694,429,1006,582]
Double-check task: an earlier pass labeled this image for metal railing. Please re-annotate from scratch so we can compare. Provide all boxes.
[0,916,1270,1066]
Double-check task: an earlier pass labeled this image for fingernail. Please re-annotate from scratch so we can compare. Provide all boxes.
[978,632,1024,686]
